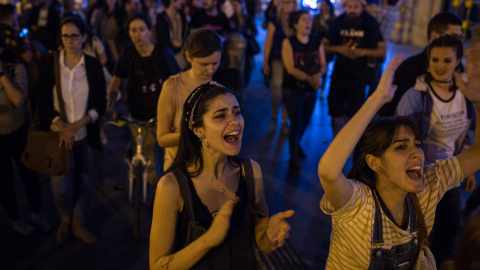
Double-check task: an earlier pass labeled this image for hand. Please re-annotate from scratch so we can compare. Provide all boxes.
[262,63,271,77]
[105,109,117,119]
[58,123,79,150]
[455,44,480,104]
[205,198,239,248]
[463,175,476,192]
[337,41,355,60]
[351,48,367,59]
[266,210,294,250]
[370,54,405,104]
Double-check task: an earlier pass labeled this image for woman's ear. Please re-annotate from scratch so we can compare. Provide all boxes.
[82,34,87,43]
[193,127,204,138]
[185,51,192,63]
[365,154,381,172]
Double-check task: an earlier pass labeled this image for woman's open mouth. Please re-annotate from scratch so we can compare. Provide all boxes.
[224,131,240,144]
[406,166,422,181]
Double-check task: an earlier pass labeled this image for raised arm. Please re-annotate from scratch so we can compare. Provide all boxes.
[149,174,238,270]
[454,44,480,178]
[156,78,180,148]
[317,55,404,209]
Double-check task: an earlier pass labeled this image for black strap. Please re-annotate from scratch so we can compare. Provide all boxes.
[241,158,255,208]
[173,169,196,222]
[50,50,68,122]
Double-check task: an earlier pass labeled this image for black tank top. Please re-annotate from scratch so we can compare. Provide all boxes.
[173,169,258,269]
[282,35,321,92]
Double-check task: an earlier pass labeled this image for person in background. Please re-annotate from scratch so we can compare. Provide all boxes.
[36,16,106,244]
[106,0,140,62]
[0,4,33,64]
[0,36,51,236]
[229,0,257,87]
[157,29,222,171]
[190,0,230,37]
[28,0,61,51]
[379,12,463,117]
[281,10,326,173]
[262,0,277,30]
[107,13,181,187]
[262,0,298,133]
[155,0,189,70]
[323,0,385,137]
[396,35,476,267]
[150,82,294,269]
[311,0,335,99]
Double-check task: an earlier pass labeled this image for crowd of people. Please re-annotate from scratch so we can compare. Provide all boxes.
[1,0,480,269]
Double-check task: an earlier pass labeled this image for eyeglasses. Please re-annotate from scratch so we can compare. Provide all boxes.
[440,32,465,41]
[61,34,81,41]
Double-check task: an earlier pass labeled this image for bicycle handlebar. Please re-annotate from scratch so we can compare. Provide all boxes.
[106,114,156,127]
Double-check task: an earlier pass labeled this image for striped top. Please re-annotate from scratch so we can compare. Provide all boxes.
[320,157,463,269]
[0,63,27,135]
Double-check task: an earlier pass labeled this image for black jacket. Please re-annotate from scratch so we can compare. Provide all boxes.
[36,52,106,152]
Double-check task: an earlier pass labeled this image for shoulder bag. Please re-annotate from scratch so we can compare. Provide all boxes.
[21,51,70,176]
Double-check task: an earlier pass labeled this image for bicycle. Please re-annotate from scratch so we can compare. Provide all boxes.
[108,115,156,245]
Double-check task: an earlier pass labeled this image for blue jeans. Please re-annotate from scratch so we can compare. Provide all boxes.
[50,139,93,222]
[282,88,317,160]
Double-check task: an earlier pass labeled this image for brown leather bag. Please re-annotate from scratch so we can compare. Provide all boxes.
[21,51,70,176]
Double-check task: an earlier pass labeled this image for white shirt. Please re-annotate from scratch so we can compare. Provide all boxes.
[424,89,468,164]
[52,51,98,141]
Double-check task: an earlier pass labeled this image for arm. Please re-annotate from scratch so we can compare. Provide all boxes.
[353,41,387,59]
[262,22,275,76]
[106,76,122,113]
[156,78,180,147]
[322,37,355,60]
[249,160,294,253]
[317,55,404,209]
[0,62,27,107]
[149,174,238,269]
[454,45,480,178]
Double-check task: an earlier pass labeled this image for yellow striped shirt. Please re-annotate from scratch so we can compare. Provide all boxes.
[320,157,463,269]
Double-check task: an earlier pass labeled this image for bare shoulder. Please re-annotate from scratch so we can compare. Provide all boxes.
[156,173,181,202]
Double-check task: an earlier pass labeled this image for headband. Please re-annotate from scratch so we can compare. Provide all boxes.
[184,81,226,130]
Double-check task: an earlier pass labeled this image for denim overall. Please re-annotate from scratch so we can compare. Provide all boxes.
[368,190,420,270]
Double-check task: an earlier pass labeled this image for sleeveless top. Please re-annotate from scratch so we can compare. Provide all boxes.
[172,162,258,269]
[163,73,195,170]
[282,35,322,92]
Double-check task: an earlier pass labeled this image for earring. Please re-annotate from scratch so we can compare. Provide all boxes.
[376,167,382,173]
[200,137,209,148]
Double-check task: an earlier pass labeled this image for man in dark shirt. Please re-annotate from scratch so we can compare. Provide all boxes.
[323,0,385,137]
[190,0,230,37]
[379,12,463,116]
[155,0,189,69]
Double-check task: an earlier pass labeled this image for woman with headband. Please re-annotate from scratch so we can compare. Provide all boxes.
[150,82,294,269]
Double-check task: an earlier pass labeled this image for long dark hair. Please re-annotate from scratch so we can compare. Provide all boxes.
[425,34,463,92]
[347,117,422,189]
[166,82,240,176]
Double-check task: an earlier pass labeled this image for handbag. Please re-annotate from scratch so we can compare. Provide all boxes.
[246,35,260,56]
[21,51,70,176]
[410,193,437,270]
